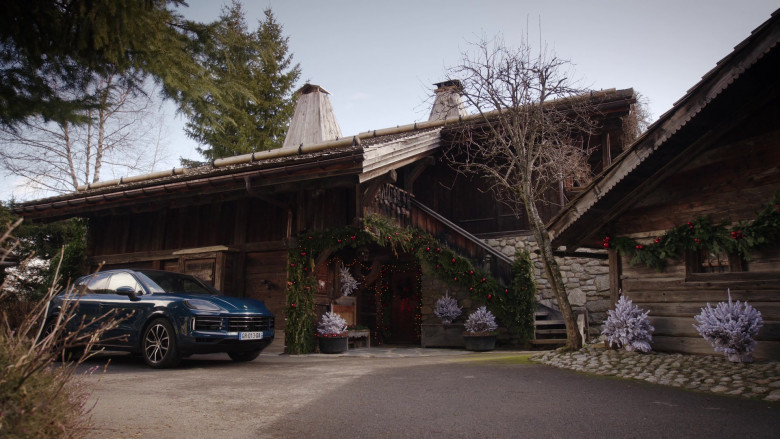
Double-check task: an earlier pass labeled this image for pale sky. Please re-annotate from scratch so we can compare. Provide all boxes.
[2,0,778,202]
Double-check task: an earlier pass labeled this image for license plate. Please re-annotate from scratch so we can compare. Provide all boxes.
[239,332,263,340]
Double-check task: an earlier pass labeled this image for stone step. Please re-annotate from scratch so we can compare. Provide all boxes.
[534,328,568,335]
[531,338,568,345]
[535,319,565,326]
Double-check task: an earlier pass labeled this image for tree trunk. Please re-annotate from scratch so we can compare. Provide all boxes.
[525,200,582,350]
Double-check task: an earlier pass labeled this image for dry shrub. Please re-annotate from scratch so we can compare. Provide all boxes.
[1,220,119,438]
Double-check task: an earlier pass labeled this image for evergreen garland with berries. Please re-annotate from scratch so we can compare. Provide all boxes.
[602,194,780,271]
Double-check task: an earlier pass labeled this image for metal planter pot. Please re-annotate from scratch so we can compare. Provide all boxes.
[318,336,348,354]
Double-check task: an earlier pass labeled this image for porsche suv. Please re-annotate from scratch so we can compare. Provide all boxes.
[44,269,275,368]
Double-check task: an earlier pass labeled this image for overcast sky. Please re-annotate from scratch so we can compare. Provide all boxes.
[2,0,777,202]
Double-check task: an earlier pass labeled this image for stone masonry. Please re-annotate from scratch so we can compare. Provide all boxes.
[485,233,612,339]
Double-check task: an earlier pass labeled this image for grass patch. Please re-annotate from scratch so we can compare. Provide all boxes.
[453,353,535,365]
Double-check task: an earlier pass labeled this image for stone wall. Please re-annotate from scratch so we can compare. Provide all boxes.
[485,233,612,339]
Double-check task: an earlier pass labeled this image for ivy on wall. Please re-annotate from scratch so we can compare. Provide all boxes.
[602,194,780,271]
[285,214,507,354]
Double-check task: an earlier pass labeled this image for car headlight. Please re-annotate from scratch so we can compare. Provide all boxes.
[184,299,223,311]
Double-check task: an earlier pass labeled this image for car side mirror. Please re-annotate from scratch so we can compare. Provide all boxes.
[116,286,141,301]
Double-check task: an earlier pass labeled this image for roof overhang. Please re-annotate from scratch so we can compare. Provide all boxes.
[547,9,780,250]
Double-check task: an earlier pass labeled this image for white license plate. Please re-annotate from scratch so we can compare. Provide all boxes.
[239,332,263,340]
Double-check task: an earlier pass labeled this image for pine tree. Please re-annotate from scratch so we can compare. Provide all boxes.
[0,0,214,129]
[183,4,301,161]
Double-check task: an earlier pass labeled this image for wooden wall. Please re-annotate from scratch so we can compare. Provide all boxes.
[612,108,780,360]
[622,268,780,360]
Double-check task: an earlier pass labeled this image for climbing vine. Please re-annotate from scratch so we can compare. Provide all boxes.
[284,214,503,354]
[602,194,780,271]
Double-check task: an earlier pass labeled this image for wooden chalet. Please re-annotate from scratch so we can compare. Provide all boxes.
[548,10,780,360]
[14,80,636,350]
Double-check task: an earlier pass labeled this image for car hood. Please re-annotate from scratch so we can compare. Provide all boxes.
[161,294,273,314]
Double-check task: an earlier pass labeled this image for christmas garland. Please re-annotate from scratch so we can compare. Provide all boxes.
[285,214,505,354]
[602,194,780,271]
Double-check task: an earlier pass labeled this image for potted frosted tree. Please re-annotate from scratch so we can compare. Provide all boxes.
[601,295,654,353]
[694,290,763,363]
[434,292,462,324]
[317,311,349,354]
[463,306,498,351]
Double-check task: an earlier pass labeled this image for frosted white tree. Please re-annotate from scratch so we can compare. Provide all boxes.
[317,311,348,336]
[601,295,654,353]
[465,306,498,334]
[694,289,763,363]
[339,265,359,296]
[434,291,462,323]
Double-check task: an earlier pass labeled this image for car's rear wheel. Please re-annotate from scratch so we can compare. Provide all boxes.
[228,349,262,362]
[142,318,180,368]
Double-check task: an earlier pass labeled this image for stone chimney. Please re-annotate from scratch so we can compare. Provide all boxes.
[282,84,342,149]
[428,80,467,121]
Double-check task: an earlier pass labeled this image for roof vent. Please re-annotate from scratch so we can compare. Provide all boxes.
[282,84,342,149]
[428,80,467,121]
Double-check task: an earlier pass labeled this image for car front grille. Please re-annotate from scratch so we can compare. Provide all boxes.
[194,316,223,331]
[194,316,274,332]
[227,316,274,331]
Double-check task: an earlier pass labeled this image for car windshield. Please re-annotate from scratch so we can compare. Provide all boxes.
[136,271,219,295]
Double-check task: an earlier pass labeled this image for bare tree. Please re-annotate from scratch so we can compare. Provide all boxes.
[0,73,169,197]
[443,36,608,350]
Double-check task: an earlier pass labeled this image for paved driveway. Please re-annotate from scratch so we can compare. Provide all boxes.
[80,349,779,438]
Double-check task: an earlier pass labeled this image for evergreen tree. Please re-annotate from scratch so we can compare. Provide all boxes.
[0,0,215,129]
[183,3,301,161]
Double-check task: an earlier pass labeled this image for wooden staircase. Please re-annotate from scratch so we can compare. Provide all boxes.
[532,304,568,346]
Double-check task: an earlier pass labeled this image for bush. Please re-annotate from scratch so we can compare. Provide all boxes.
[489,251,536,343]
[601,296,654,353]
[465,306,498,335]
[1,223,118,438]
[694,290,763,363]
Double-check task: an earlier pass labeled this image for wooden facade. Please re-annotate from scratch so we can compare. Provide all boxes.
[14,86,635,349]
[549,11,780,359]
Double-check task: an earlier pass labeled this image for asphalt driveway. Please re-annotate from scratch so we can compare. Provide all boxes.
[79,349,779,438]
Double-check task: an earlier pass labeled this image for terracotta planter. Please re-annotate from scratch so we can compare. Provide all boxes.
[463,334,496,351]
[318,336,348,354]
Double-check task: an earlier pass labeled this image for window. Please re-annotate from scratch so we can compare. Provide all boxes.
[107,272,143,294]
[685,248,745,274]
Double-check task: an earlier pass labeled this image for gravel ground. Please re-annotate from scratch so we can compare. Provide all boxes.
[532,342,780,402]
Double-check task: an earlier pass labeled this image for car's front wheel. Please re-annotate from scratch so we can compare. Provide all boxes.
[228,349,262,362]
[142,318,180,368]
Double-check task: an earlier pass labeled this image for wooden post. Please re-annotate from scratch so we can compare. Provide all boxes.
[608,248,621,305]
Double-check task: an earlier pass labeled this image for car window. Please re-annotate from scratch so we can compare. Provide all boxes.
[107,272,143,294]
[136,270,218,295]
[82,273,111,294]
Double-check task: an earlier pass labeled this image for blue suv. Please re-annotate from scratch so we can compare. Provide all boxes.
[44,269,275,368]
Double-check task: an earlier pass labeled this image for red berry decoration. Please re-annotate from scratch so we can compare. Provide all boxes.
[487,294,492,300]
[481,277,486,283]
[291,303,296,308]
[635,245,643,250]
[451,258,456,263]
[688,222,694,229]
[469,270,474,275]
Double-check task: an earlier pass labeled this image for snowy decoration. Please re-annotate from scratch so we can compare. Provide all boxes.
[601,295,654,353]
[465,306,498,334]
[339,265,359,296]
[694,289,763,363]
[317,311,348,336]
[434,291,462,323]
